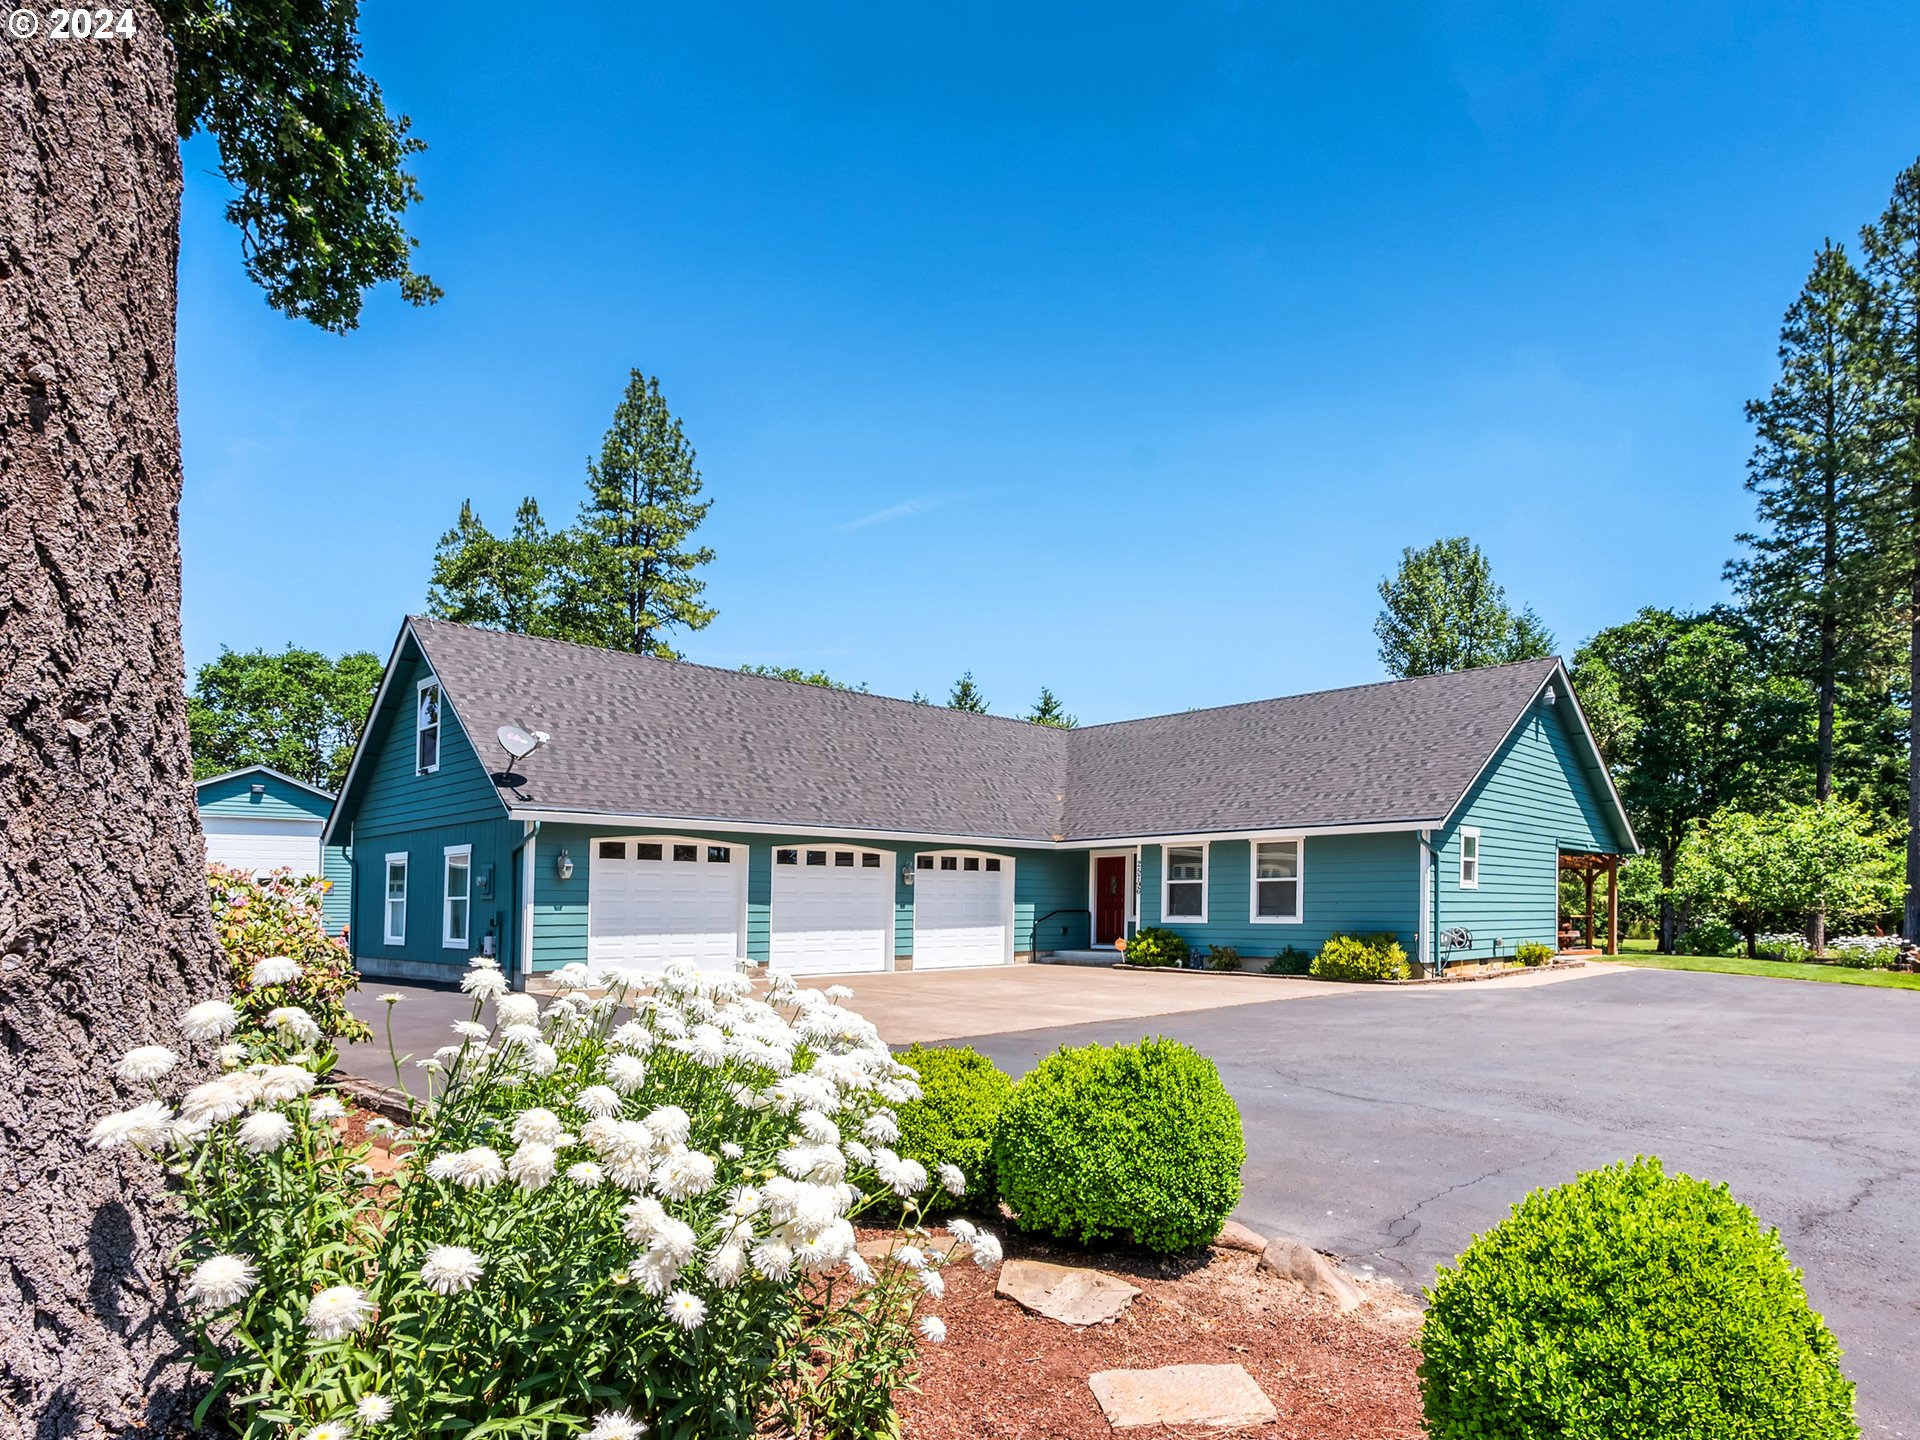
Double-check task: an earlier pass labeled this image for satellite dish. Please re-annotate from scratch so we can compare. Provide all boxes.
[497,723,541,761]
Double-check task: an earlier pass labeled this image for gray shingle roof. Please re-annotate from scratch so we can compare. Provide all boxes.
[409,619,1566,843]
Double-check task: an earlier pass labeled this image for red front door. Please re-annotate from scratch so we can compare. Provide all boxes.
[1095,855,1128,945]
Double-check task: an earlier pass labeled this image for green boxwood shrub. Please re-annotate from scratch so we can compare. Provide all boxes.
[1421,1157,1857,1440]
[1121,927,1190,968]
[1310,933,1409,982]
[886,1044,1014,1216]
[1515,941,1555,967]
[1675,916,1739,956]
[993,1038,1244,1253]
[1265,945,1313,976]
[1204,944,1243,971]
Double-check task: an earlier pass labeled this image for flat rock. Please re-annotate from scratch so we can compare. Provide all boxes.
[996,1258,1139,1325]
[1258,1235,1362,1312]
[856,1235,963,1264]
[1089,1364,1278,1429]
[1213,1218,1268,1253]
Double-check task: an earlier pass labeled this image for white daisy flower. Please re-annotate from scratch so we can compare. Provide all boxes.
[215,1041,248,1070]
[419,1244,486,1295]
[796,1110,840,1146]
[450,1020,491,1041]
[304,1284,375,1341]
[706,1240,748,1288]
[460,966,509,1000]
[846,1253,875,1286]
[512,1106,564,1145]
[115,1045,177,1085]
[495,992,540,1027]
[567,1160,606,1188]
[377,992,404,1005]
[916,1314,947,1344]
[946,1218,979,1243]
[859,1112,900,1145]
[652,1150,717,1200]
[183,1253,258,1308]
[586,1409,647,1440]
[508,1141,557,1192]
[664,1289,707,1330]
[937,1163,967,1197]
[575,1084,622,1118]
[309,1094,347,1122]
[607,1053,648,1095]
[179,999,240,1042]
[356,1393,395,1424]
[300,1424,351,1440]
[969,1231,1003,1270]
[917,1268,946,1299]
[88,1101,174,1151]
[237,1111,294,1155]
[751,1238,795,1281]
[252,956,301,987]
[644,1104,691,1144]
[425,1146,505,1190]
[893,1244,927,1271]
[824,984,855,1002]
[719,1141,744,1161]
[266,1006,321,1046]
[254,1064,318,1104]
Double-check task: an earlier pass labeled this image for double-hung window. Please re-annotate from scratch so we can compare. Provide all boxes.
[1163,844,1207,921]
[383,854,408,944]
[1251,839,1302,922]
[443,844,472,949]
[1459,828,1481,889]
[416,680,442,774]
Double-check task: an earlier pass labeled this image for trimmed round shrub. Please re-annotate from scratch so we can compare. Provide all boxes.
[1310,932,1409,982]
[1421,1157,1857,1440]
[888,1043,1015,1216]
[1122,927,1190,968]
[1515,941,1555,967]
[993,1037,1244,1253]
[1675,916,1739,956]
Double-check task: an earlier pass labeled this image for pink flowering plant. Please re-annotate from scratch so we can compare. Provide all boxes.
[90,956,998,1440]
[208,863,371,1048]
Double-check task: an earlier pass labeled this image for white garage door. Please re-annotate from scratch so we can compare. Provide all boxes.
[771,845,893,975]
[912,851,1013,969]
[203,817,323,877]
[589,838,743,975]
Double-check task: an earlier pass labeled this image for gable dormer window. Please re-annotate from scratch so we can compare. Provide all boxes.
[417,679,441,774]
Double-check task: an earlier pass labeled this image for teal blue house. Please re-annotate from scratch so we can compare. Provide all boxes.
[323,619,1636,984]
[196,765,352,934]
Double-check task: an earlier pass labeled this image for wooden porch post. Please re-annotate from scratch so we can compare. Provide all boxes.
[1584,868,1596,950]
[1606,855,1620,955]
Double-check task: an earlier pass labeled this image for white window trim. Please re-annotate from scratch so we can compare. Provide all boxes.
[443,843,472,949]
[1161,841,1209,925]
[416,677,442,775]
[1248,836,1304,924]
[1459,827,1481,890]
[1086,847,1139,943]
[383,852,408,946]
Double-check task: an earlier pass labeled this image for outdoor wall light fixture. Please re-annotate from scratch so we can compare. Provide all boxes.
[901,865,915,887]
[1544,685,1557,706]
[249,783,265,797]
[555,848,574,881]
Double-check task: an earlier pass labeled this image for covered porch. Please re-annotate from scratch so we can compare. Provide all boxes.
[1558,850,1620,955]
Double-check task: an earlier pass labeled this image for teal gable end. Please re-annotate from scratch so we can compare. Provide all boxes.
[195,766,352,934]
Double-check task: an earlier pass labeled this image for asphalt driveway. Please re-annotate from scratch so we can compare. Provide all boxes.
[960,968,1920,1439]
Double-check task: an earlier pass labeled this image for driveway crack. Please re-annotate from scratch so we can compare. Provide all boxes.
[1371,1145,1562,1280]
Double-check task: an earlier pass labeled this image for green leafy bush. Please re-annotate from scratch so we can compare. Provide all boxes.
[1515,942,1555,967]
[1310,933,1409,982]
[887,1044,1015,1216]
[1122,927,1190,968]
[993,1037,1244,1253]
[209,864,372,1048]
[1204,945,1243,972]
[1265,945,1313,976]
[1421,1157,1857,1440]
[1675,917,1739,956]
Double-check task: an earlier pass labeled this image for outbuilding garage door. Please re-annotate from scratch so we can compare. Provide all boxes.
[912,851,1012,969]
[589,838,743,974]
[203,817,323,877]
[770,845,893,975]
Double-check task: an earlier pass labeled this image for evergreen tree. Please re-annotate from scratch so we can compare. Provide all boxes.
[1374,537,1555,677]
[1860,155,1920,942]
[426,496,566,635]
[557,371,717,658]
[1726,243,1900,949]
[948,672,989,712]
[1028,687,1078,727]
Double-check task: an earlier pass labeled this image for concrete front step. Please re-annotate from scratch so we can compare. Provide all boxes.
[1039,949,1124,967]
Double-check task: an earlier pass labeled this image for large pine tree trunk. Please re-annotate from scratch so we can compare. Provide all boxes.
[2,11,225,1433]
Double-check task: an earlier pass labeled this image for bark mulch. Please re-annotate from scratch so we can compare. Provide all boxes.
[900,1234,1424,1440]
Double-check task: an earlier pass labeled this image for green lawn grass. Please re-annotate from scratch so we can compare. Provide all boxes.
[1609,937,1920,991]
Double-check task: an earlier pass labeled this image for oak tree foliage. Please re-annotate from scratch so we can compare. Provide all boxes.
[1374,536,1553,678]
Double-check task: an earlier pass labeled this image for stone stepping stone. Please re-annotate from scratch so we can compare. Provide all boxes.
[1257,1235,1362,1313]
[1089,1364,1278,1429]
[996,1258,1139,1326]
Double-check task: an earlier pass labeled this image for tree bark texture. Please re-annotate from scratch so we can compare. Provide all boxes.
[2,10,225,1434]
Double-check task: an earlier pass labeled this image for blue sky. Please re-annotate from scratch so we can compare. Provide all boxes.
[177,1,1920,725]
